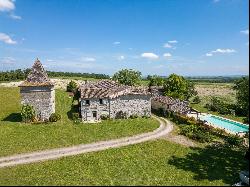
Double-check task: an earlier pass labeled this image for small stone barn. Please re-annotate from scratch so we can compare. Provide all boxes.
[19,59,55,121]
[151,95,190,115]
[79,80,151,121]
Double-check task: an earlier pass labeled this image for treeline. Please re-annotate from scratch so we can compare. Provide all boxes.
[0,69,110,82]
[0,69,30,82]
[46,71,110,79]
[185,76,246,83]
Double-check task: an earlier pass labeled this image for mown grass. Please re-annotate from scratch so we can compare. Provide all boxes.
[0,140,247,186]
[0,87,159,157]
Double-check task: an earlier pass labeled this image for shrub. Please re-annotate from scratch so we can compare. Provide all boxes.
[67,80,78,93]
[21,104,36,123]
[130,114,139,119]
[225,135,244,147]
[179,124,214,143]
[192,96,201,104]
[49,113,61,122]
[72,112,79,120]
[115,111,128,119]
[100,114,109,120]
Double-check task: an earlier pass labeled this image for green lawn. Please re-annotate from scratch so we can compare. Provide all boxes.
[0,140,247,186]
[0,87,159,157]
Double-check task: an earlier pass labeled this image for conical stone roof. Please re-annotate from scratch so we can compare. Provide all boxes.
[19,58,54,87]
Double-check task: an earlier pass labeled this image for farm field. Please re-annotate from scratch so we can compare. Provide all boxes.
[191,82,245,123]
[0,87,159,157]
[0,140,247,186]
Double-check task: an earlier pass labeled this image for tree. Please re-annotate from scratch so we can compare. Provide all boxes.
[233,77,249,117]
[67,80,78,93]
[148,75,165,86]
[163,74,197,100]
[112,69,142,86]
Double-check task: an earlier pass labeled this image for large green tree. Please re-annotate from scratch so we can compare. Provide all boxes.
[163,74,197,100]
[112,69,142,86]
[233,76,249,117]
[147,75,165,86]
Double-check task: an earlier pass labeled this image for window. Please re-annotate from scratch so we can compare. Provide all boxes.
[92,111,97,118]
[99,99,103,105]
[86,100,90,105]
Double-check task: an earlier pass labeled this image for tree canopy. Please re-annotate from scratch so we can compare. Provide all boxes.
[233,76,249,117]
[163,74,197,100]
[112,69,142,86]
[147,75,165,86]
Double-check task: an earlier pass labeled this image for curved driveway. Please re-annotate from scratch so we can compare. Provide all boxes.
[0,116,173,168]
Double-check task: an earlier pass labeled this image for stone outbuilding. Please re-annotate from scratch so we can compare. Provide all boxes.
[19,59,55,121]
[79,80,151,122]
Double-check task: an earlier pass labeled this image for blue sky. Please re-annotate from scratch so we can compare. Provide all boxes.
[0,0,249,76]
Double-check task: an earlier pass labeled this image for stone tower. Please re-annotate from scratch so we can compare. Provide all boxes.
[19,58,55,121]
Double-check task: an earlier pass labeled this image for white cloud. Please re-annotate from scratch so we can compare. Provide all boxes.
[47,59,55,62]
[118,55,125,61]
[240,29,249,35]
[141,53,159,60]
[0,0,15,12]
[206,48,236,57]
[9,13,21,20]
[163,43,172,48]
[163,53,172,58]
[213,0,220,3]
[1,57,15,64]
[113,41,120,45]
[206,53,213,57]
[0,32,17,44]
[168,40,178,44]
[80,57,96,62]
[211,49,236,53]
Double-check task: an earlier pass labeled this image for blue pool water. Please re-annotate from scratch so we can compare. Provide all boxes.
[199,115,249,133]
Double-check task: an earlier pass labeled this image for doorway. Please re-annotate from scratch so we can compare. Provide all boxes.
[92,111,97,120]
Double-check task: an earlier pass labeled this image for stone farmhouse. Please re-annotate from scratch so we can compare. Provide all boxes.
[19,59,55,121]
[79,80,151,121]
[18,59,191,123]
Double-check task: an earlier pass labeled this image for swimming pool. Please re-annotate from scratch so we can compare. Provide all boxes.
[199,114,249,133]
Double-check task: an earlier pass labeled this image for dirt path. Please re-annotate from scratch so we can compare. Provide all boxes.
[0,116,172,168]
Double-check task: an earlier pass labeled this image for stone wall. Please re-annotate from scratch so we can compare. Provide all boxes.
[109,94,151,119]
[80,98,109,121]
[152,98,190,115]
[20,86,55,121]
[80,94,151,121]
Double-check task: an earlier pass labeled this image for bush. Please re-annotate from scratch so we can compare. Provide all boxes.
[115,111,128,119]
[67,80,78,93]
[205,96,235,115]
[72,112,79,120]
[179,124,214,143]
[21,104,36,123]
[130,114,139,119]
[192,96,201,104]
[49,113,61,122]
[225,135,244,147]
[100,114,109,120]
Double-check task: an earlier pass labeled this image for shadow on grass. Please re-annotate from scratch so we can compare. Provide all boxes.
[67,104,79,120]
[1,113,22,122]
[168,143,248,185]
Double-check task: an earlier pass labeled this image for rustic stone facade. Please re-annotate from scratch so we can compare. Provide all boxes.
[19,59,55,121]
[79,80,151,122]
[20,86,55,120]
[151,95,190,115]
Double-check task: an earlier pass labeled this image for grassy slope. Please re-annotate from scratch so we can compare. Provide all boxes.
[0,140,247,186]
[0,87,159,157]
